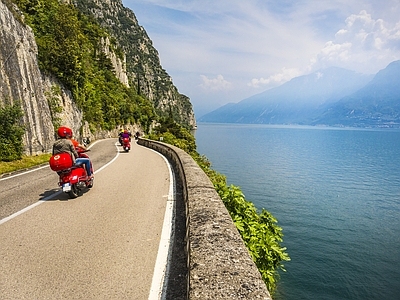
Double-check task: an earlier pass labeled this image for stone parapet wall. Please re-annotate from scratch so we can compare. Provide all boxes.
[138,138,272,300]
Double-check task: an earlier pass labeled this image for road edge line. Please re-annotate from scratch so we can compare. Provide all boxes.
[148,150,176,300]
[0,139,101,182]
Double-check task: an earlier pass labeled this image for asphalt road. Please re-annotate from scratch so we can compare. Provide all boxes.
[0,139,172,299]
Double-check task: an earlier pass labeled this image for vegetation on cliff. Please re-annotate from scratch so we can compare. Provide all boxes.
[73,0,195,128]
[0,102,25,161]
[196,154,290,293]
[12,0,156,131]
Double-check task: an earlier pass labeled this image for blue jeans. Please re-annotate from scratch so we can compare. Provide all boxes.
[75,158,92,176]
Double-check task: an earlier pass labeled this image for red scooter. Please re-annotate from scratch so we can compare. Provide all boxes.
[122,137,131,152]
[49,149,94,198]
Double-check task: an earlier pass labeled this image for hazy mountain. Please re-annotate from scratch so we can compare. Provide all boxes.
[199,67,373,124]
[312,60,400,127]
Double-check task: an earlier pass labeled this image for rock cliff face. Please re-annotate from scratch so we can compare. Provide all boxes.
[0,1,83,154]
[1,2,48,154]
[100,36,129,87]
[74,0,196,128]
[0,0,195,155]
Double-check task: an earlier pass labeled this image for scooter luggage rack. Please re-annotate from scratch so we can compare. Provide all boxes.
[56,165,81,175]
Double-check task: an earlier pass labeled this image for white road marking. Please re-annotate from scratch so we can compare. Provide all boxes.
[0,141,120,225]
[0,165,49,181]
[148,150,176,300]
[0,191,62,225]
[1,142,176,300]
[0,140,101,182]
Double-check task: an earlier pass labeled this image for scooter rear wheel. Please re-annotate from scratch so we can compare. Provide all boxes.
[68,184,79,198]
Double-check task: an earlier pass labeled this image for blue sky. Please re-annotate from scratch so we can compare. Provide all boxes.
[122,0,400,117]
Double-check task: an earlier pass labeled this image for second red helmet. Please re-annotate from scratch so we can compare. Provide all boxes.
[57,126,73,138]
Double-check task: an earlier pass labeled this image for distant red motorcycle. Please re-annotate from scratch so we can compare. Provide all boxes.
[49,149,94,198]
[122,137,131,152]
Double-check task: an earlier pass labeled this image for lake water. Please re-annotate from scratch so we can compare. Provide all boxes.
[195,123,400,300]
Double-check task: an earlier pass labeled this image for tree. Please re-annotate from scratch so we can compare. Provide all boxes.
[14,0,159,131]
[0,102,25,161]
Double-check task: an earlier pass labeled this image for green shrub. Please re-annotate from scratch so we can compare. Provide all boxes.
[149,117,196,154]
[13,0,157,131]
[0,102,25,161]
[194,154,290,293]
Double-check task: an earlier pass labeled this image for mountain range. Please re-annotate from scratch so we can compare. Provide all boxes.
[199,60,400,128]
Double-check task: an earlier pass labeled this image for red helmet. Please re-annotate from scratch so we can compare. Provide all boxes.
[57,126,73,138]
[124,130,128,134]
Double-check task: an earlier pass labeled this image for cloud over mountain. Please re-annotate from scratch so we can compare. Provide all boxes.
[199,60,400,128]
[123,1,400,117]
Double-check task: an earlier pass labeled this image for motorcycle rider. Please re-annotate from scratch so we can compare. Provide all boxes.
[118,129,124,145]
[134,131,140,140]
[121,129,131,141]
[53,126,93,178]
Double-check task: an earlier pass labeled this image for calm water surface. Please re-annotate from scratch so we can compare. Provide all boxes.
[195,123,400,300]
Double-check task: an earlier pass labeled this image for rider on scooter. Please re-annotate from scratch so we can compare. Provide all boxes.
[118,129,124,145]
[52,126,93,178]
[121,129,131,141]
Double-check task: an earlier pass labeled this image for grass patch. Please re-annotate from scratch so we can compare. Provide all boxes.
[0,154,52,175]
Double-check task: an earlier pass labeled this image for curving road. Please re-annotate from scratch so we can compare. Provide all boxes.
[0,139,174,299]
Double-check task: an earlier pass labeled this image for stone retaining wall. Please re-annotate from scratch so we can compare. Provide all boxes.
[138,138,272,300]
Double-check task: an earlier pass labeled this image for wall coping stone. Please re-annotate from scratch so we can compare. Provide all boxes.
[138,138,272,300]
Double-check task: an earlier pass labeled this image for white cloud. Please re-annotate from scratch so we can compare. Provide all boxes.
[311,9,400,73]
[123,1,400,115]
[248,67,302,88]
[199,75,232,91]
